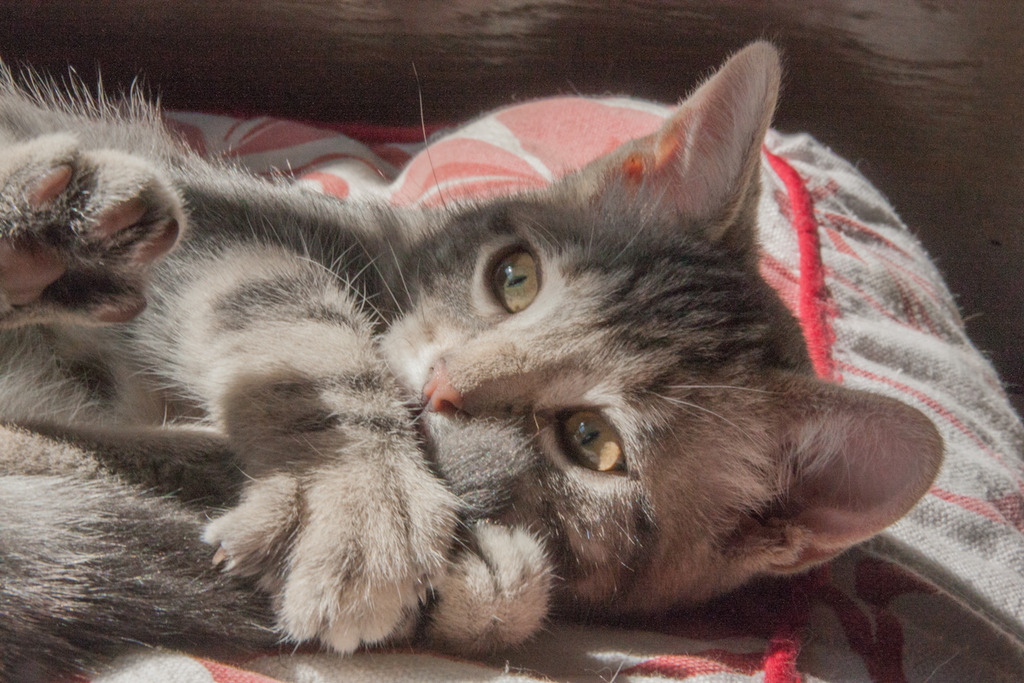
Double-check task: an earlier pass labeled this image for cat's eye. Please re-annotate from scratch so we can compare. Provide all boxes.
[490,249,539,313]
[560,410,625,473]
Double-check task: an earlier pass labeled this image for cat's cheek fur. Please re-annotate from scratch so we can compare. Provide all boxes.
[611,381,942,613]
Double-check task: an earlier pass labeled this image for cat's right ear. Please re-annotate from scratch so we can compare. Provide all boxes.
[564,41,781,258]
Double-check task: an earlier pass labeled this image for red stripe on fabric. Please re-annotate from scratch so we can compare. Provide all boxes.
[758,252,800,318]
[762,638,800,683]
[623,650,765,678]
[822,226,863,261]
[888,267,940,336]
[222,117,248,144]
[820,210,912,259]
[763,149,838,383]
[809,177,841,202]
[874,249,946,304]
[931,486,1024,532]
[302,171,350,200]
[235,119,277,146]
[198,658,283,683]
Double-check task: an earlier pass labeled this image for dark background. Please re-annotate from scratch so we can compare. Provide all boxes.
[2,0,1021,415]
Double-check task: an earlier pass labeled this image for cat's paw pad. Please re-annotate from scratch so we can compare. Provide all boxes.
[426,523,553,654]
[0,133,185,324]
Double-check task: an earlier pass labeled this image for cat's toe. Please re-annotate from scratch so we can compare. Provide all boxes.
[322,622,361,655]
[80,150,185,268]
[315,593,419,654]
[276,540,427,652]
[0,162,71,307]
[83,194,181,279]
[201,474,299,591]
[0,239,65,306]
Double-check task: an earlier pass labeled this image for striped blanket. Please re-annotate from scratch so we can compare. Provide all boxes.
[83,96,1024,682]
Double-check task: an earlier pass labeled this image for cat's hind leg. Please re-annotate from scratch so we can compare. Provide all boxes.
[0,421,280,682]
[0,470,275,683]
[0,132,183,326]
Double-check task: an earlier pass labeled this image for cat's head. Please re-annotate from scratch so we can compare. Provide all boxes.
[381,42,943,616]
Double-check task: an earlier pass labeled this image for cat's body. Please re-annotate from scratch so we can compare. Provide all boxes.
[0,43,943,683]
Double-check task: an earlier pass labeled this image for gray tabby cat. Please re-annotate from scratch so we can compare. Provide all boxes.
[0,42,942,682]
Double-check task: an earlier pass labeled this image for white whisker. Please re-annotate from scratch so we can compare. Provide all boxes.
[666,384,776,395]
[653,392,758,443]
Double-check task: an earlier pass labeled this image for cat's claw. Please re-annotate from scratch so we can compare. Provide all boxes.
[211,544,230,568]
[0,133,185,326]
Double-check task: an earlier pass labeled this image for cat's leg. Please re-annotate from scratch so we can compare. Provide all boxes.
[150,243,460,653]
[0,425,274,683]
[10,420,244,506]
[0,471,275,683]
[0,132,183,326]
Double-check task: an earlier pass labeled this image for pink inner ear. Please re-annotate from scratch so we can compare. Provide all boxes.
[785,388,943,552]
[653,118,687,171]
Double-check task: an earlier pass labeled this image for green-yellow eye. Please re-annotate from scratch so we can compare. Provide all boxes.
[561,410,625,472]
[491,249,538,313]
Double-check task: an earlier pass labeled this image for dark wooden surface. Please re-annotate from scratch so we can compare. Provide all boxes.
[2,1,1021,414]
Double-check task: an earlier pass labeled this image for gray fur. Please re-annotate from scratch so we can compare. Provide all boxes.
[0,42,943,683]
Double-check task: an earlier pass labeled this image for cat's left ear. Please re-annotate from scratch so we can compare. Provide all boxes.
[567,41,781,257]
[740,379,943,573]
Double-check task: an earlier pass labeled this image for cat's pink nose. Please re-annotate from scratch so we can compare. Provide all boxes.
[423,360,464,413]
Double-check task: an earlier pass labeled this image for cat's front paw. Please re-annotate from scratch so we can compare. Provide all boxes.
[426,522,553,654]
[204,460,460,653]
[0,133,184,326]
